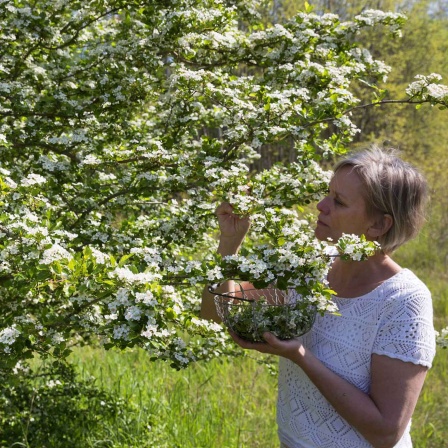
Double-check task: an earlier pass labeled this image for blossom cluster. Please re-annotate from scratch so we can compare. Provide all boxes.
[335,234,381,261]
[0,326,20,353]
[435,327,448,349]
[406,73,448,106]
[197,214,382,315]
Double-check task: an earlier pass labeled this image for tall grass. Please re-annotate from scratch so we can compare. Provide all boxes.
[393,227,448,447]
[69,347,279,448]
[412,352,448,447]
[68,343,448,447]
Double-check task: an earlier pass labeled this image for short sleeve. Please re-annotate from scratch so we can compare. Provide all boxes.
[372,274,436,368]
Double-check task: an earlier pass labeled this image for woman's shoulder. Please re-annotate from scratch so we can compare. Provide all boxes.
[381,268,430,298]
[378,269,433,318]
[373,269,436,367]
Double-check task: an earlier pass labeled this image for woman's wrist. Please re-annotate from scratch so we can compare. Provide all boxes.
[288,343,308,367]
[218,235,244,256]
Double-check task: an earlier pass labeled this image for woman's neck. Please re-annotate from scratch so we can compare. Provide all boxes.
[328,253,402,298]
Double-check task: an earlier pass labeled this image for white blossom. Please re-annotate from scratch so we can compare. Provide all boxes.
[435,327,448,348]
[21,173,47,187]
[91,248,109,264]
[0,326,20,345]
[113,324,131,340]
[41,244,72,264]
[125,306,142,321]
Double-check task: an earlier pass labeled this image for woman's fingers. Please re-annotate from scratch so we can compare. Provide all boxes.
[215,202,234,216]
[229,331,267,350]
[229,330,303,359]
[215,202,251,238]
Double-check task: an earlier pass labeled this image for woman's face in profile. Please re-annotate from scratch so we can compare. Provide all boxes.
[315,166,377,243]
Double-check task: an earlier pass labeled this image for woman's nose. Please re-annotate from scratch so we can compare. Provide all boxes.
[317,196,329,213]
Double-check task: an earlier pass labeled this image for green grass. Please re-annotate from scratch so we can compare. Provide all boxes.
[67,341,448,448]
[412,352,448,447]
[69,347,279,448]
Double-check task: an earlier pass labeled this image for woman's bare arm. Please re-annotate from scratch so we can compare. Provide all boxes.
[231,332,428,448]
[200,202,251,322]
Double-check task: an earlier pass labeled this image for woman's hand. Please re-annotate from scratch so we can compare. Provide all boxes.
[216,202,251,256]
[229,331,305,363]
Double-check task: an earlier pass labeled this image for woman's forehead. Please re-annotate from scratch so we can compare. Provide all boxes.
[331,166,363,189]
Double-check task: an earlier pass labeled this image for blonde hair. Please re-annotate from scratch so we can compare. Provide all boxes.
[334,145,428,253]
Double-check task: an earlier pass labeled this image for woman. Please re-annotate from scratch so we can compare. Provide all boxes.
[201,146,436,448]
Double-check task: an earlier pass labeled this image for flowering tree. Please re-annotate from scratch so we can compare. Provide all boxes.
[1,0,447,371]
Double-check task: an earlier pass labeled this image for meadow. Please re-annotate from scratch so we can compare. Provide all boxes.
[64,230,448,448]
[4,230,447,448]
[66,339,448,448]
[70,347,279,448]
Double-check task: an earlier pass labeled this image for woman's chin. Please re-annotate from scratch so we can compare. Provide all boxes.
[314,228,327,241]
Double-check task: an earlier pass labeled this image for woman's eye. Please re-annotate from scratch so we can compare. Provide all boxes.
[334,198,343,206]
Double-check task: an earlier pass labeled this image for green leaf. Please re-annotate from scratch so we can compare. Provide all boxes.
[165,307,177,319]
[118,253,134,267]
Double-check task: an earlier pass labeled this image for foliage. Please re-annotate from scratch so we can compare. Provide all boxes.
[435,327,448,349]
[0,360,129,448]
[1,0,448,373]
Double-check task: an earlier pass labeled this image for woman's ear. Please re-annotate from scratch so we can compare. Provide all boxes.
[367,213,393,238]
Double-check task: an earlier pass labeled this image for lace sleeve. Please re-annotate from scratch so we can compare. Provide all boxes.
[372,277,436,368]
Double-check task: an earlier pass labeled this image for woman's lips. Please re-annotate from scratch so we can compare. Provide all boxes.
[317,219,328,227]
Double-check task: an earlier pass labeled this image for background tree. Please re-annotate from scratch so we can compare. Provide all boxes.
[274,0,448,320]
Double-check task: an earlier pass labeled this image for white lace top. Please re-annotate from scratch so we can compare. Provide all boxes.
[277,269,436,448]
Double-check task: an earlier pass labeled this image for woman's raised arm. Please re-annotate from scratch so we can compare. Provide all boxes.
[200,202,251,322]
